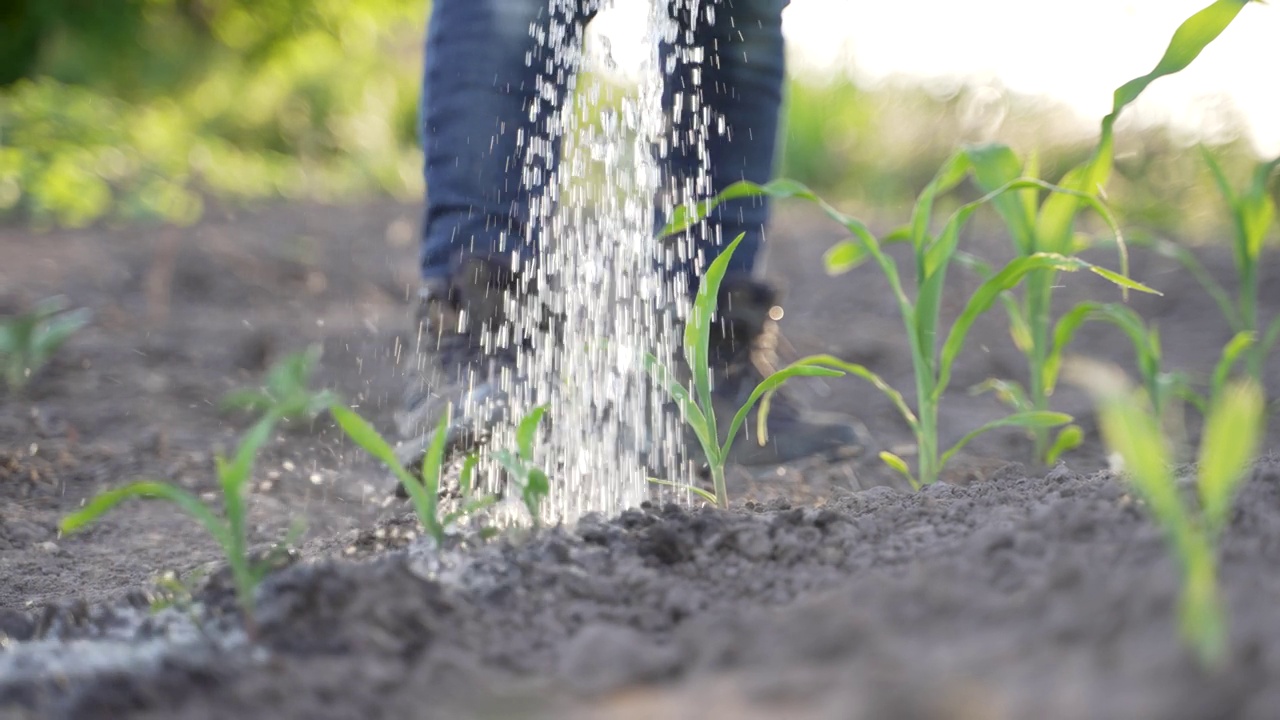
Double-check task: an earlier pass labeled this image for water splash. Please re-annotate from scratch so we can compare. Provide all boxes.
[482,0,715,524]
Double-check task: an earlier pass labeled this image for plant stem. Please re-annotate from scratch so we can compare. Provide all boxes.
[711,463,728,510]
[916,400,938,488]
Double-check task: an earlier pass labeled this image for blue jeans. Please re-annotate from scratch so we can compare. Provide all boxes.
[418,0,787,291]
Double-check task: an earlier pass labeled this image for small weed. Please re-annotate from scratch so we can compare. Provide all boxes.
[493,405,552,524]
[60,415,298,634]
[0,296,90,393]
[645,233,844,507]
[331,404,496,545]
[222,345,337,424]
[1077,360,1265,668]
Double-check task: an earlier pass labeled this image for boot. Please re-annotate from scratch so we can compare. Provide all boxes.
[705,276,865,466]
[394,255,537,471]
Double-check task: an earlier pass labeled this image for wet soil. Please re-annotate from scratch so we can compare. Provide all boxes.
[1,200,1279,718]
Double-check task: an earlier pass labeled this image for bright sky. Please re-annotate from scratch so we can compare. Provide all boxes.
[590,1,1280,155]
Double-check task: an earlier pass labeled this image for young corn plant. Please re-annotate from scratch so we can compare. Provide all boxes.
[666,173,1147,489]
[331,404,495,544]
[645,233,845,508]
[1084,364,1265,668]
[0,296,91,393]
[493,405,552,524]
[965,0,1256,461]
[1151,150,1280,386]
[222,345,337,423]
[60,414,295,633]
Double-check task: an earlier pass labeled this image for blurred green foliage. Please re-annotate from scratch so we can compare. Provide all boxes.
[1,1,1272,239]
[1,0,427,228]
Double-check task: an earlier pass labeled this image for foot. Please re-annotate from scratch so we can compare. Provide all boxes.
[703,277,866,466]
[394,255,535,472]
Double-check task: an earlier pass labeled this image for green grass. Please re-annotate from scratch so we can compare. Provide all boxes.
[0,296,90,393]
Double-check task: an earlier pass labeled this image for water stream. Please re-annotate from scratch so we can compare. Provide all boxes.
[486,0,715,524]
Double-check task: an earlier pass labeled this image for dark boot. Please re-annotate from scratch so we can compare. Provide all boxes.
[395,255,538,471]
[705,277,866,466]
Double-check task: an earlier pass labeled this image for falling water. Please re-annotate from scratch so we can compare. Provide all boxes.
[478,0,716,524]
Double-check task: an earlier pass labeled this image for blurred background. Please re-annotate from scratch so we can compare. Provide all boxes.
[1,0,1275,238]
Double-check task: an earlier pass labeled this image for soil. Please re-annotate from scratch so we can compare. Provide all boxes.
[2,200,1279,719]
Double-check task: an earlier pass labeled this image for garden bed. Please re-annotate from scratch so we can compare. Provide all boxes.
[2,201,1279,719]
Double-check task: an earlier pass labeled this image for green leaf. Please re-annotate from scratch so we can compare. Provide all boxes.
[823,240,868,275]
[686,233,747,446]
[1046,425,1085,465]
[939,411,1072,470]
[1110,2,1253,117]
[1197,381,1263,537]
[31,308,91,366]
[966,143,1037,254]
[648,477,719,505]
[516,405,548,461]
[458,452,480,494]
[331,403,442,539]
[767,354,918,433]
[61,481,231,549]
[726,362,844,457]
[878,451,915,489]
[1088,265,1162,296]
[1209,331,1255,401]
[644,354,714,463]
[1095,388,1190,543]
[1043,302,1103,396]
[936,253,1085,399]
[221,389,273,414]
[970,378,1032,412]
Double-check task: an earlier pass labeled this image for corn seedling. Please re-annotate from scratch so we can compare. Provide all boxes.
[1080,361,1264,668]
[965,0,1253,461]
[665,174,1150,488]
[331,404,495,544]
[1149,150,1280,387]
[60,414,296,633]
[0,296,91,392]
[493,405,552,524]
[645,233,845,507]
[222,345,337,423]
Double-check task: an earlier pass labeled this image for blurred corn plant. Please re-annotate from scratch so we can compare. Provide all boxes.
[0,295,90,392]
[1147,151,1280,386]
[221,345,337,425]
[1,0,426,228]
[1076,359,1265,669]
[964,0,1256,463]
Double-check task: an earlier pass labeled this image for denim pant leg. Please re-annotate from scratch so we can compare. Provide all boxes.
[662,0,788,290]
[419,0,587,280]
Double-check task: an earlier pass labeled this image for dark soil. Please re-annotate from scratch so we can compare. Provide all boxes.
[2,200,1279,719]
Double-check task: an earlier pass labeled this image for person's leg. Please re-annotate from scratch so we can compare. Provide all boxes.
[661,0,788,291]
[419,0,586,280]
[400,0,587,466]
